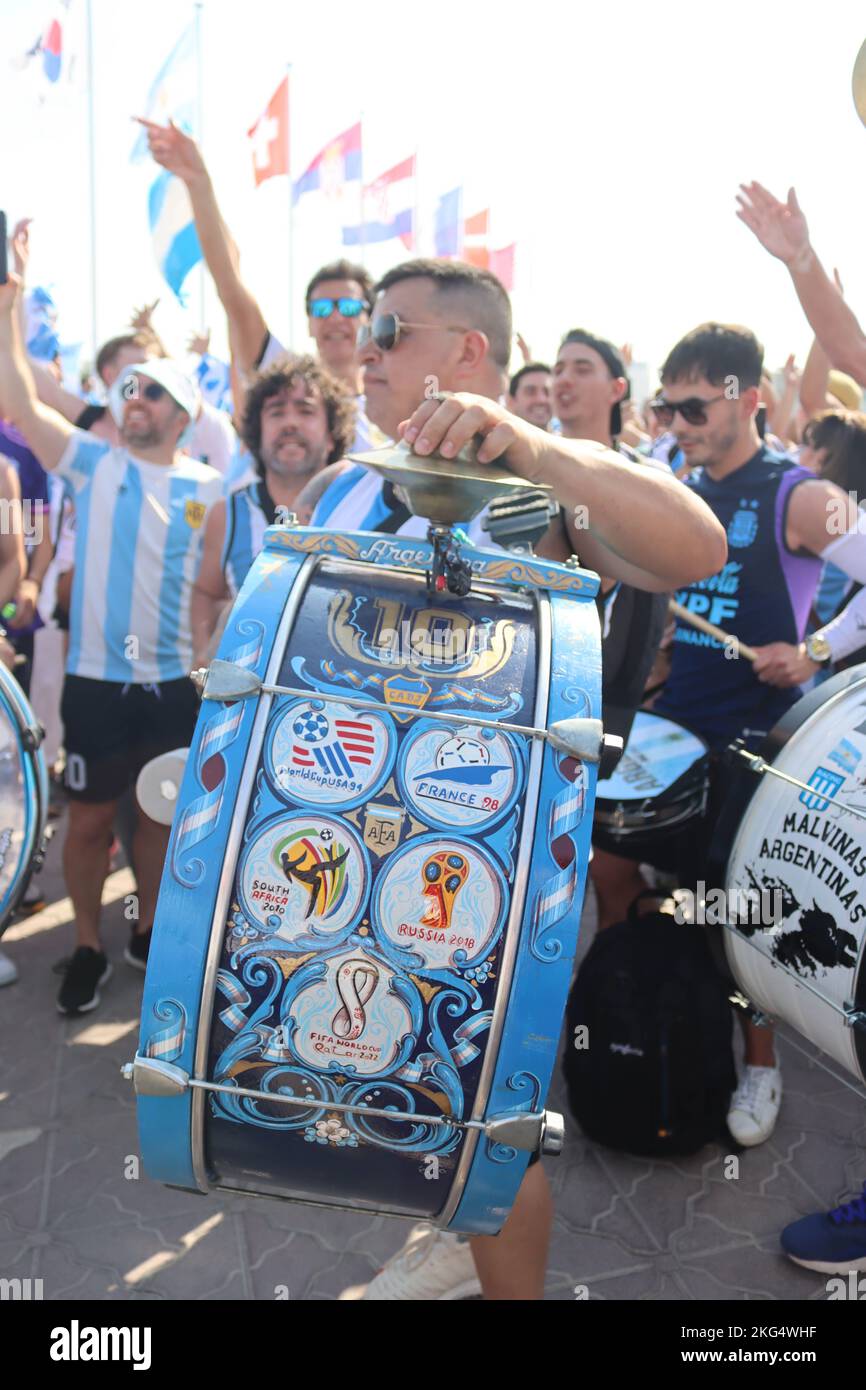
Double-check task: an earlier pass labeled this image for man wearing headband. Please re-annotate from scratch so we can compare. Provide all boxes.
[0,275,222,1016]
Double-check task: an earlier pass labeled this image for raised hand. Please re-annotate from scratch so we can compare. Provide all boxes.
[129,298,160,332]
[10,219,32,279]
[736,182,811,267]
[135,117,207,185]
[782,353,801,391]
[187,329,211,358]
[515,331,532,364]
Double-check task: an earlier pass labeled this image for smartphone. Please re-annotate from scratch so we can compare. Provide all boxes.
[755,404,767,439]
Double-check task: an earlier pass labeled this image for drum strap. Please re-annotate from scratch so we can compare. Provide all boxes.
[378,482,413,534]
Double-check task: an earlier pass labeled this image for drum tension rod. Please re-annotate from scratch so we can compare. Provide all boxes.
[122,1057,565,1155]
[191,659,623,768]
[731,745,866,826]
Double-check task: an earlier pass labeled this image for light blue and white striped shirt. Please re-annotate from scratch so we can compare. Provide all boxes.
[310,464,488,544]
[57,430,222,683]
[222,480,271,597]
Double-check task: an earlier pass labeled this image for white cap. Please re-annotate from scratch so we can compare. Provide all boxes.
[109,359,201,440]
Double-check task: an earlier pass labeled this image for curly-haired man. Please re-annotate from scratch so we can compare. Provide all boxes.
[190,354,355,665]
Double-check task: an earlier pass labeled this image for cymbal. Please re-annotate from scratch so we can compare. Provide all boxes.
[349,438,551,526]
[854,36,866,126]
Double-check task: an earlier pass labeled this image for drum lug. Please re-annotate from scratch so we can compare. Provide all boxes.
[484,1109,564,1155]
[844,1008,866,1032]
[121,1056,190,1097]
[192,659,263,702]
[548,717,620,766]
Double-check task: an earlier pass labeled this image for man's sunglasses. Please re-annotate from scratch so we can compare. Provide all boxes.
[122,377,167,403]
[309,296,368,319]
[357,313,469,353]
[650,392,727,427]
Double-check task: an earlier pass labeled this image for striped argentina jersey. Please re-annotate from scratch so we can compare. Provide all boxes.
[57,430,222,682]
[222,479,274,597]
[311,464,488,544]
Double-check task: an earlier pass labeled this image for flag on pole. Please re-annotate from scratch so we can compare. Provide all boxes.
[248,76,290,186]
[434,188,463,257]
[463,208,490,268]
[130,23,197,162]
[147,171,202,303]
[293,122,362,206]
[342,155,415,248]
[490,243,516,290]
[130,23,202,302]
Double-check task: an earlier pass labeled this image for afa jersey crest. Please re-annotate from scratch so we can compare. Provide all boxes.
[184,499,207,529]
[727,500,759,548]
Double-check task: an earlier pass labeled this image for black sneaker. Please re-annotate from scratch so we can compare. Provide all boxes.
[57,947,112,1015]
[124,928,152,972]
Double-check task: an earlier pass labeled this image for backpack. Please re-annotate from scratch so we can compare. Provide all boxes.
[563,900,736,1156]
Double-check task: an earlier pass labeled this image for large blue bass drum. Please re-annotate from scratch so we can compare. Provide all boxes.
[0,662,48,938]
[128,521,604,1234]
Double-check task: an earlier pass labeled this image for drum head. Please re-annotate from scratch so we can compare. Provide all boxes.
[595,710,707,804]
[0,666,47,938]
[136,749,189,826]
[720,666,866,1081]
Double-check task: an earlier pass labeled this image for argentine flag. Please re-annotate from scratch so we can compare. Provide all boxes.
[132,23,202,302]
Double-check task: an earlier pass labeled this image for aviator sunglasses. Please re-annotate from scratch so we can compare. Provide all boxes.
[357,312,469,353]
[308,296,369,319]
[650,392,727,427]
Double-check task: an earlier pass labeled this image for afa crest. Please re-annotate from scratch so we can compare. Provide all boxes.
[727,501,759,549]
[184,499,207,529]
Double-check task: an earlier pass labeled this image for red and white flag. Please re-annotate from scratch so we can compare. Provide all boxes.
[463,209,490,269]
[248,76,289,187]
[490,242,516,290]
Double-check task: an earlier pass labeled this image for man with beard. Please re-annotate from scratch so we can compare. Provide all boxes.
[0,274,222,1013]
[190,356,355,667]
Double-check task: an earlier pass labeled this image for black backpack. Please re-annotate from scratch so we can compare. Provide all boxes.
[563,901,736,1156]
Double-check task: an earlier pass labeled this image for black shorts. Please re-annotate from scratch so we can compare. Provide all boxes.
[61,674,199,803]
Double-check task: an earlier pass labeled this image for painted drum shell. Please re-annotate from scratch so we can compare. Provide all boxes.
[136,526,602,1233]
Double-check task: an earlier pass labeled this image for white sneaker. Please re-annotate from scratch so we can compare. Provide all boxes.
[0,949,18,987]
[338,1222,482,1300]
[727,1065,782,1146]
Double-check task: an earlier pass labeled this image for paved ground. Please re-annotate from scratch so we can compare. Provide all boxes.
[1,812,863,1302]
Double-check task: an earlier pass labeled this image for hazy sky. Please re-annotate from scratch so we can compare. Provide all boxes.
[5,0,866,388]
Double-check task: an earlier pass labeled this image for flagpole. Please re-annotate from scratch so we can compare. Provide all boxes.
[85,0,98,358]
[194,0,205,335]
[286,64,293,346]
[358,112,366,268]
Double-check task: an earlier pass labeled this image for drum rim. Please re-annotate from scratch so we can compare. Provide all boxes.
[0,668,48,940]
[715,664,866,1081]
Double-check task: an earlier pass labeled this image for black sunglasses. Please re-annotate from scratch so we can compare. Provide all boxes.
[650,392,727,427]
[309,296,368,319]
[122,376,167,403]
[357,312,469,353]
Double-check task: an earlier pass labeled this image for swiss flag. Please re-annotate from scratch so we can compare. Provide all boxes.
[248,76,290,187]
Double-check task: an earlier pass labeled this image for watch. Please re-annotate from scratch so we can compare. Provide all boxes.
[805,633,832,664]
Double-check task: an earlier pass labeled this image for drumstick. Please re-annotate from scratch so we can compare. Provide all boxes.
[669,600,758,662]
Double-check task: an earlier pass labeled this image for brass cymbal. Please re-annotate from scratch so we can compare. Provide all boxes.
[854,36,866,126]
[349,438,551,526]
